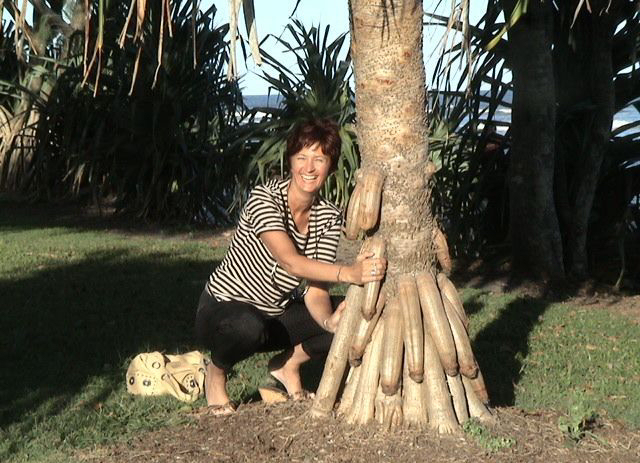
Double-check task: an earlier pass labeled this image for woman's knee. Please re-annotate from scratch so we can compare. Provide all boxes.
[301,332,333,359]
[196,301,267,352]
[220,310,268,348]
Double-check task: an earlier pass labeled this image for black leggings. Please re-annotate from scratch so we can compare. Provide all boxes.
[194,290,341,371]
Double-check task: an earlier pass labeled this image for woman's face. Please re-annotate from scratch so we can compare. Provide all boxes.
[289,143,331,196]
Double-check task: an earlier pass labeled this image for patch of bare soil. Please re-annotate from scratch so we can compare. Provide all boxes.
[78,401,639,463]
[567,293,640,324]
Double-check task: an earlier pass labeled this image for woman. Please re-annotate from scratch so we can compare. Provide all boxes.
[195,118,387,415]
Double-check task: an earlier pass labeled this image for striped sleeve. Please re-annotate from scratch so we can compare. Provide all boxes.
[244,185,286,235]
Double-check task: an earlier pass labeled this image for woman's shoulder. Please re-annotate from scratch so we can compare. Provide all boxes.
[248,178,288,203]
[315,197,342,226]
[252,178,288,195]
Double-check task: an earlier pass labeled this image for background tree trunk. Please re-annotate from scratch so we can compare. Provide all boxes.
[554,2,617,279]
[503,0,565,281]
[351,0,433,280]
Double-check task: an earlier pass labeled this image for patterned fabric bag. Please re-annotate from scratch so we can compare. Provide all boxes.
[125,351,209,403]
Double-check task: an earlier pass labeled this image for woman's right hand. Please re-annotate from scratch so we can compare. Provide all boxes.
[345,251,387,285]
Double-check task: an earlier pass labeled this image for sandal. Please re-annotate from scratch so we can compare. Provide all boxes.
[258,374,314,403]
[258,385,289,404]
[193,401,236,417]
[258,373,289,404]
[289,390,314,401]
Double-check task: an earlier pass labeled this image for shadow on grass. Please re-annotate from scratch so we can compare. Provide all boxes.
[0,247,221,428]
[460,290,491,318]
[471,296,551,407]
[0,195,232,239]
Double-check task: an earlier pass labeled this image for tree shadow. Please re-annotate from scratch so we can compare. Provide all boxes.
[0,246,221,428]
[460,290,491,317]
[471,295,552,407]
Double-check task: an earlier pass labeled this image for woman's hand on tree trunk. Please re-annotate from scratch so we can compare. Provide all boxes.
[344,252,387,285]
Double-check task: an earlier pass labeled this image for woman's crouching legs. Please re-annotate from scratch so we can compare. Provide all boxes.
[195,291,269,406]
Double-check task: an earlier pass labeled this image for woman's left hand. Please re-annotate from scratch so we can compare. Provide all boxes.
[324,299,347,333]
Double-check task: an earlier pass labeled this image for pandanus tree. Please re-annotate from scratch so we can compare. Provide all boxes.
[428,0,640,284]
[0,0,244,222]
[304,0,492,431]
[500,0,640,281]
[222,0,490,430]
[200,0,491,431]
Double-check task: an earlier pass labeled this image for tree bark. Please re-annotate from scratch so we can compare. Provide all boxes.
[503,0,565,281]
[350,0,433,283]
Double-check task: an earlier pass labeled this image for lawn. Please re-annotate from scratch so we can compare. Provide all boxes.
[1,199,639,462]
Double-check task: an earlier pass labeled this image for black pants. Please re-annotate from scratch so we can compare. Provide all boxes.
[194,290,341,371]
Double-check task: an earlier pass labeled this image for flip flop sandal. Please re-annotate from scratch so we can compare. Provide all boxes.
[258,374,314,403]
[193,401,236,417]
[258,385,289,404]
[288,390,314,401]
[258,374,289,404]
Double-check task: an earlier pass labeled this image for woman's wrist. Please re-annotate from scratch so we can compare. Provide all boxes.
[339,265,354,284]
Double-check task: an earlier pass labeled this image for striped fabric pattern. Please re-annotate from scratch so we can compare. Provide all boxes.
[206,178,342,316]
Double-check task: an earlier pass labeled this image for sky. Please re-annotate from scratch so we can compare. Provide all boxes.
[207,0,485,95]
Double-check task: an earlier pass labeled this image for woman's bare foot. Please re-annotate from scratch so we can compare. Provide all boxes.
[267,344,310,396]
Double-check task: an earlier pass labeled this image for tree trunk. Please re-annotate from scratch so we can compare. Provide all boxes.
[312,0,493,430]
[351,0,433,277]
[311,0,433,423]
[503,0,564,281]
[554,3,616,279]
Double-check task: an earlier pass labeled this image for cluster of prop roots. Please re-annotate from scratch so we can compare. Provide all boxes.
[310,169,494,432]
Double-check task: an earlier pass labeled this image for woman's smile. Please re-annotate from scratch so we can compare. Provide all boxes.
[290,143,331,195]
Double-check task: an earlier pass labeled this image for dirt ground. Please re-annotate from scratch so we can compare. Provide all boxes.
[79,401,640,463]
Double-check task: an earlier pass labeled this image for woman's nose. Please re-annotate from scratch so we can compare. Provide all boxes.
[304,158,315,172]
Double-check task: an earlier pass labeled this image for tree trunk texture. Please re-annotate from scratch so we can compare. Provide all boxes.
[503,0,565,281]
[351,0,433,276]
[553,2,616,279]
[312,0,433,422]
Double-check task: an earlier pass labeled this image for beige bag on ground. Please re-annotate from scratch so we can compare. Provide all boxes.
[126,351,210,403]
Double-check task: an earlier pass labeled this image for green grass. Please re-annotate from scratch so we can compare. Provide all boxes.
[462,418,516,452]
[465,289,640,427]
[0,202,269,462]
[1,199,639,461]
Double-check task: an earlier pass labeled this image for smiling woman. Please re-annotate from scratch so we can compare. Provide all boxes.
[194,118,388,415]
[287,119,341,198]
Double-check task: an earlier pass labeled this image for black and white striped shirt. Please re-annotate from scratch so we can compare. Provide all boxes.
[206,178,342,316]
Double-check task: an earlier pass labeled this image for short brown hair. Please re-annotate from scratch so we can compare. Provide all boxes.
[286,119,342,172]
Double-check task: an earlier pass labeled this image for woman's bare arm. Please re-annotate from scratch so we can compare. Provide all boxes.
[260,230,386,285]
[304,282,345,333]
